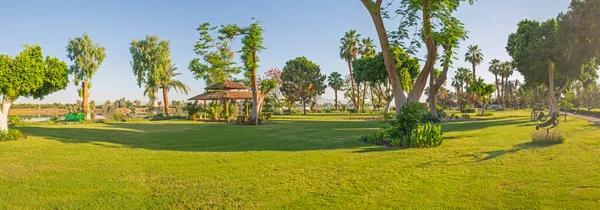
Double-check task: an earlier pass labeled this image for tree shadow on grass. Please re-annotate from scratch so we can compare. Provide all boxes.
[475,140,562,162]
[17,120,383,152]
[442,118,531,133]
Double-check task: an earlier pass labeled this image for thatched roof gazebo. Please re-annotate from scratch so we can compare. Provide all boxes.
[187,81,252,121]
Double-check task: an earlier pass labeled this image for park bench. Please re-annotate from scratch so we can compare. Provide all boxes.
[64,113,85,125]
[535,112,558,133]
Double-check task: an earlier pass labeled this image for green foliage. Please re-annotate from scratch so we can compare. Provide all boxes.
[7,116,22,125]
[130,35,171,102]
[390,122,443,148]
[280,57,327,111]
[476,112,494,116]
[327,72,344,92]
[66,32,106,85]
[352,48,420,91]
[0,128,23,141]
[341,104,347,112]
[461,114,471,120]
[460,105,476,113]
[185,102,203,120]
[386,102,429,140]
[208,103,224,121]
[532,130,565,145]
[366,130,387,145]
[0,45,69,101]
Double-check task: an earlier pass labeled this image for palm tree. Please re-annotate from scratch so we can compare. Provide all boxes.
[489,59,501,104]
[159,64,190,117]
[327,72,344,111]
[499,61,514,107]
[358,38,376,58]
[451,75,463,108]
[465,45,484,78]
[339,30,361,109]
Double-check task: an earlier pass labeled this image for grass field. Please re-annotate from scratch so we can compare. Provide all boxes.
[1,110,599,209]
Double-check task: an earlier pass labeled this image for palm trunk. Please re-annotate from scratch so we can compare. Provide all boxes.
[82,81,90,120]
[334,90,339,111]
[494,74,500,105]
[362,0,407,116]
[302,98,307,115]
[0,100,11,132]
[346,59,358,109]
[162,87,170,117]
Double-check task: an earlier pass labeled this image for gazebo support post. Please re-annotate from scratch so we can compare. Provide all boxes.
[224,99,229,122]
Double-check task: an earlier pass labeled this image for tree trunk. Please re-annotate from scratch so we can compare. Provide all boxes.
[302,98,307,115]
[162,87,170,117]
[250,50,260,125]
[361,0,407,116]
[494,74,500,106]
[384,96,393,114]
[152,88,160,114]
[482,103,486,116]
[547,60,559,115]
[429,67,438,119]
[362,81,367,112]
[334,90,339,111]
[346,59,358,109]
[82,81,90,120]
[0,101,11,132]
[407,0,435,103]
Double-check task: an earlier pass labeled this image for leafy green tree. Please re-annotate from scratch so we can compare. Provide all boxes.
[469,77,495,116]
[66,32,106,120]
[281,57,327,115]
[361,0,474,115]
[327,72,344,110]
[240,20,268,124]
[189,23,242,86]
[339,30,361,109]
[506,17,595,115]
[130,35,171,111]
[0,45,69,131]
[159,64,190,117]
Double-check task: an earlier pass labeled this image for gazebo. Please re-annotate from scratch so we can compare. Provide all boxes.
[188,81,253,120]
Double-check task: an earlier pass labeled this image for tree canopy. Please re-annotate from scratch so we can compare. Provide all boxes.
[281,57,326,115]
[129,35,172,107]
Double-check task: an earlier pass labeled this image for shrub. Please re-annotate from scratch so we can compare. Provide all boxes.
[390,122,443,148]
[436,106,447,118]
[460,105,476,113]
[185,102,203,121]
[476,112,494,116]
[341,104,347,112]
[0,129,23,141]
[461,114,471,120]
[367,130,387,144]
[207,104,223,121]
[8,115,22,125]
[386,102,429,140]
[532,130,565,145]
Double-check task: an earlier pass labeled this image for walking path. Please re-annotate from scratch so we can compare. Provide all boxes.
[565,112,600,123]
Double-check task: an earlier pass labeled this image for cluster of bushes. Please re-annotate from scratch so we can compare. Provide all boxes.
[460,105,476,113]
[447,113,470,120]
[475,112,494,116]
[363,103,444,148]
[0,129,23,142]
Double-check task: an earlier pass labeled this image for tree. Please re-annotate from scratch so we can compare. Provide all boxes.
[498,61,514,107]
[0,45,69,131]
[465,45,484,79]
[339,30,361,109]
[189,23,242,86]
[359,37,377,58]
[159,64,190,117]
[559,89,575,122]
[66,32,106,120]
[361,0,474,115]
[506,17,595,115]
[352,49,420,113]
[488,59,501,103]
[470,77,495,116]
[327,72,344,110]
[281,57,326,115]
[130,35,171,111]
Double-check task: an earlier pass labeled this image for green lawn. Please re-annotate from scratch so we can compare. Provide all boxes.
[1,111,599,209]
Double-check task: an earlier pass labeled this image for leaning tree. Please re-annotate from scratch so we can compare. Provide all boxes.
[66,32,106,120]
[0,45,69,131]
[360,0,474,115]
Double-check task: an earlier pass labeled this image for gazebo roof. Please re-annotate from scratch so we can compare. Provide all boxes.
[188,91,253,101]
[206,81,249,90]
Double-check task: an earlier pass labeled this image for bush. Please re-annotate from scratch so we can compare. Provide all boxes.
[207,104,223,121]
[476,112,494,116]
[387,102,429,140]
[8,115,22,125]
[366,130,387,144]
[341,104,347,112]
[532,130,565,145]
[390,122,443,148]
[460,105,476,113]
[436,106,447,118]
[461,114,471,120]
[0,129,23,141]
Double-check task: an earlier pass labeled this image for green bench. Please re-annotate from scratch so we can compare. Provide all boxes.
[64,114,85,125]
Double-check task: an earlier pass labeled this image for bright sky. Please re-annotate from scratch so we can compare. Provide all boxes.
[1,0,571,104]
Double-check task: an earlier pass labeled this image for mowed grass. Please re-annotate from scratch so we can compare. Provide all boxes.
[1,111,599,209]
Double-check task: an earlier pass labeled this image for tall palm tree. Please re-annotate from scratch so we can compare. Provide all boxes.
[451,75,463,107]
[499,61,514,107]
[465,45,484,78]
[327,72,344,111]
[489,59,501,103]
[339,30,361,109]
[358,38,377,58]
[159,64,190,116]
